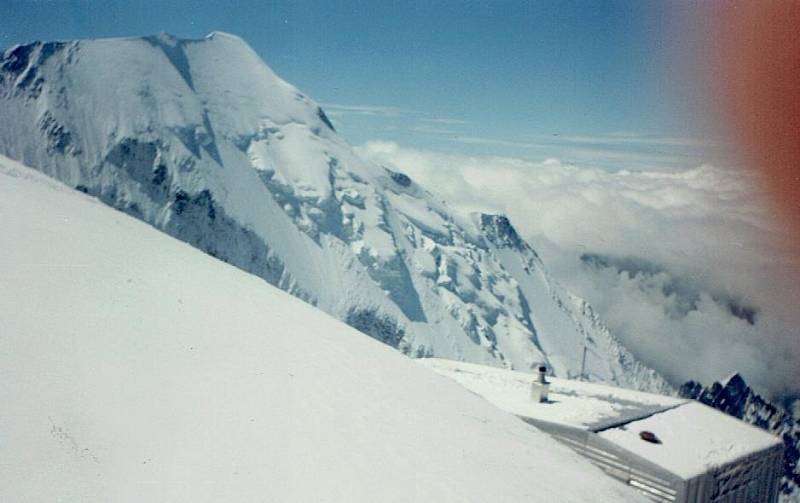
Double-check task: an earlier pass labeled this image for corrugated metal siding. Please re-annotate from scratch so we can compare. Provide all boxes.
[705,444,783,503]
[520,417,683,502]
[555,433,680,502]
[521,416,784,503]
[554,435,678,502]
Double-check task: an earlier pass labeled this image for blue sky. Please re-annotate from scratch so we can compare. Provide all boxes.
[1,0,720,170]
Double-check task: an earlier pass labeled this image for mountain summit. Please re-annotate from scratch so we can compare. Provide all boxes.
[0,32,669,391]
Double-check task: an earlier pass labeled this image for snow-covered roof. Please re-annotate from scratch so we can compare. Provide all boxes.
[420,358,684,430]
[598,402,782,479]
[420,358,782,479]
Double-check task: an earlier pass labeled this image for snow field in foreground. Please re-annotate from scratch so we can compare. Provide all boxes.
[0,156,645,502]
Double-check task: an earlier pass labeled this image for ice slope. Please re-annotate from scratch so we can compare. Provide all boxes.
[0,32,670,392]
[0,156,648,502]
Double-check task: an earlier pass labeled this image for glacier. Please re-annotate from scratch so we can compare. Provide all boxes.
[0,31,670,392]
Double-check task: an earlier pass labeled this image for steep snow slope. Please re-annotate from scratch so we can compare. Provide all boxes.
[0,156,647,502]
[0,32,669,392]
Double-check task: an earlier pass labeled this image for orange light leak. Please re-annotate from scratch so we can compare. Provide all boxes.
[708,2,800,252]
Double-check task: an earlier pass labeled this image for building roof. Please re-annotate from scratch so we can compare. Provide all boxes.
[420,358,782,479]
[598,402,782,479]
[420,358,684,430]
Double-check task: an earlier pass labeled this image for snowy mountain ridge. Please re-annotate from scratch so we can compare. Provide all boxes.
[0,31,670,392]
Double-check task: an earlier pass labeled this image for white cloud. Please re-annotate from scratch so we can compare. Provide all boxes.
[423,133,719,171]
[320,103,422,117]
[420,118,470,125]
[410,124,457,135]
[527,132,718,148]
[357,141,800,397]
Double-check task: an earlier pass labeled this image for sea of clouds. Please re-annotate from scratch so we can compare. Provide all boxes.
[358,140,800,398]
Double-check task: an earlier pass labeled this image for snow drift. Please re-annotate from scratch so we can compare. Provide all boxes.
[0,155,645,502]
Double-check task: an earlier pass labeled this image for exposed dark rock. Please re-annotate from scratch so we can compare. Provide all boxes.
[38,111,78,156]
[0,41,66,99]
[317,106,335,132]
[1,44,36,75]
[385,168,412,187]
[480,213,524,250]
[345,308,406,348]
[152,164,167,185]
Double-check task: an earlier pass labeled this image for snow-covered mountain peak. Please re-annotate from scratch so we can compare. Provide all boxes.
[0,32,671,393]
[204,30,244,41]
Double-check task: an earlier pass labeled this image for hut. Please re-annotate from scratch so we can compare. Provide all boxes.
[420,358,784,502]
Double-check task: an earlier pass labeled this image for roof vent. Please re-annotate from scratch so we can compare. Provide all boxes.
[531,365,550,403]
[639,431,662,444]
[537,365,548,384]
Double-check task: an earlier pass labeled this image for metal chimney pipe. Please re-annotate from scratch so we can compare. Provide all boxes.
[531,364,550,403]
[537,365,548,384]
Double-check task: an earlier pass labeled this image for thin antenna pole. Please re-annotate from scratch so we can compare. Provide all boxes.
[579,340,588,381]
